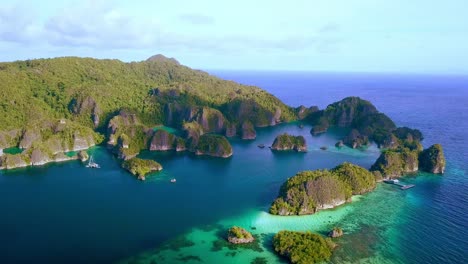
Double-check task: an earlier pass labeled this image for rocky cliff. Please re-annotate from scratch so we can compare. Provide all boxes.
[271,133,307,152]
[194,134,233,158]
[122,158,163,180]
[306,97,396,148]
[270,163,376,216]
[371,144,446,178]
[227,226,254,244]
[419,144,446,174]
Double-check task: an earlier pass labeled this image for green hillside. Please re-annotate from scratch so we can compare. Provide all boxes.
[0,55,296,132]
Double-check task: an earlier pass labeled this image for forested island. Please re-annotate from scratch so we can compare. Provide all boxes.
[0,55,447,263]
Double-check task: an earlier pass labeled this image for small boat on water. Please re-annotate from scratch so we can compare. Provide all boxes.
[86,156,100,169]
[170,178,177,183]
[258,144,265,148]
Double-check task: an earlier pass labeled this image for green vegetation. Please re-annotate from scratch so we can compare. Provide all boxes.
[0,55,297,169]
[332,162,376,194]
[270,163,377,215]
[419,144,446,174]
[121,158,162,180]
[273,230,334,264]
[196,134,233,157]
[227,226,254,242]
[306,97,397,147]
[271,133,307,152]
[0,55,295,132]
[371,148,418,178]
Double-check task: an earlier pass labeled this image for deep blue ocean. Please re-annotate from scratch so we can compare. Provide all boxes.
[0,71,467,263]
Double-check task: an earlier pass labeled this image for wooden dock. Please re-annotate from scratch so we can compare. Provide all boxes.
[384,180,415,190]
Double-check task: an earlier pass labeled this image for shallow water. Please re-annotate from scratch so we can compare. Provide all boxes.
[1,72,467,263]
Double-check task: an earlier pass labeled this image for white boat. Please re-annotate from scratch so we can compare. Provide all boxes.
[86,156,100,168]
[170,178,176,183]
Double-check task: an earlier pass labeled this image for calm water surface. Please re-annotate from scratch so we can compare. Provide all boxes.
[0,72,467,263]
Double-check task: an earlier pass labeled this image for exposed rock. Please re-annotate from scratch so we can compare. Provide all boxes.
[0,154,30,169]
[73,131,95,151]
[271,133,307,152]
[149,130,177,151]
[194,134,233,158]
[197,107,226,134]
[241,121,256,140]
[310,117,329,135]
[270,163,375,216]
[163,102,198,128]
[78,151,89,162]
[371,148,419,178]
[122,158,163,180]
[183,121,203,151]
[343,129,369,149]
[306,97,396,147]
[0,130,21,149]
[328,227,344,238]
[296,105,319,120]
[30,148,51,166]
[225,123,237,137]
[69,96,102,128]
[227,226,254,244]
[19,129,41,149]
[419,144,446,174]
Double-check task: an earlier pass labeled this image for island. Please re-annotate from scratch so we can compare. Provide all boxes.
[271,133,307,152]
[0,55,297,170]
[227,226,254,244]
[273,230,335,264]
[121,158,163,181]
[270,162,376,215]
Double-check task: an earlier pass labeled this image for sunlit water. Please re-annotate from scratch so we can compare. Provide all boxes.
[1,72,467,263]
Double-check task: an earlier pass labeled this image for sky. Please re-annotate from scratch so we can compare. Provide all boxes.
[0,0,468,73]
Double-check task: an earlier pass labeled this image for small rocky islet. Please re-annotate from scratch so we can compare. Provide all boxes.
[0,55,447,263]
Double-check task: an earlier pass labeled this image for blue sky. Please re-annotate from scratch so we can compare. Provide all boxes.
[1,0,467,73]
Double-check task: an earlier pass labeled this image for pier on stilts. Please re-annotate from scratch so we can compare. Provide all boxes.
[383,179,415,190]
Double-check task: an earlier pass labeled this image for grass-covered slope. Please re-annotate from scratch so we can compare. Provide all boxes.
[0,55,297,167]
[270,163,376,216]
[0,55,295,132]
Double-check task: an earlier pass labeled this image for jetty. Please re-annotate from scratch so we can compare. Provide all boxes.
[383,179,415,190]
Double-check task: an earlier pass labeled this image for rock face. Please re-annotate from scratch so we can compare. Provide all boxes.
[195,134,233,158]
[371,148,419,178]
[419,144,446,174]
[69,96,102,128]
[241,121,256,140]
[270,163,376,216]
[296,105,319,120]
[122,158,163,181]
[328,227,344,238]
[197,107,226,134]
[271,133,307,152]
[343,129,368,149]
[107,110,152,160]
[19,129,41,149]
[150,130,177,151]
[225,123,237,137]
[227,226,254,244]
[78,151,89,162]
[307,97,396,148]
